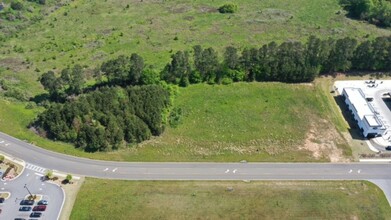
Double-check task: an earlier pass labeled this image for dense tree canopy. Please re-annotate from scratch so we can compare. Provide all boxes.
[340,0,391,27]
[34,85,170,152]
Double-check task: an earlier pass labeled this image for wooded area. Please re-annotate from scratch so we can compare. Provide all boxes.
[340,0,391,27]
[33,85,170,152]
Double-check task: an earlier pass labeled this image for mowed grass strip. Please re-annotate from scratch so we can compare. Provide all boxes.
[70,179,391,220]
[0,81,350,162]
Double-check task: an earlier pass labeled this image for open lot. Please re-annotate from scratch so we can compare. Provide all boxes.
[0,80,351,162]
[138,81,351,161]
[70,179,391,220]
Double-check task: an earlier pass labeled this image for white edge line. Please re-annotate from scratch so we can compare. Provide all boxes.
[58,185,66,220]
[34,173,44,177]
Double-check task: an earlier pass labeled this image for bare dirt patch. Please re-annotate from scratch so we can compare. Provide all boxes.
[198,5,217,13]
[168,5,192,14]
[248,9,293,24]
[0,58,28,72]
[301,119,350,162]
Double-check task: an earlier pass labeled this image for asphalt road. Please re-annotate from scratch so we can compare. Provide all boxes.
[0,132,390,181]
[1,131,391,206]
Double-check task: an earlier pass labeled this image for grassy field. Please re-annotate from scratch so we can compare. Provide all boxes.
[138,81,350,162]
[1,0,390,95]
[0,80,351,162]
[70,179,391,220]
[0,0,382,162]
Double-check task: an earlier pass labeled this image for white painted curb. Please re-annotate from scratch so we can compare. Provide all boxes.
[57,185,66,220]
[365,140,380,153]
[360,159,391,162]
[0,150,26,181]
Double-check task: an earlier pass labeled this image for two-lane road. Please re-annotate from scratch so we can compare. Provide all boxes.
[0,132,390,181]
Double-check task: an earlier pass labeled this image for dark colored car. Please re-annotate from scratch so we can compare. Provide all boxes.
[386,146,391,151]
[30,212,42,218]
[0,197,4,203]
[37,200,48,205]
[19,206,32,212]
[14,218,26,220]
[33,205,47,212]
[20,200,34,206]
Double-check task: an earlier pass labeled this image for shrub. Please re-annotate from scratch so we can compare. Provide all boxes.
[62,174,72,184]
[169,107,183,128]
[218,3,238,14]
[45,170,53,179]
[0,155,4,163]
[11,1,24,11]
[221,77,233,85]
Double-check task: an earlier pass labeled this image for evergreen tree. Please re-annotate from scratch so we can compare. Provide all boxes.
[129,53,144,85]
[224,46,239,70]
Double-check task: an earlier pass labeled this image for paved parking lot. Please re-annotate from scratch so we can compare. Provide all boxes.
[0,166,64,220]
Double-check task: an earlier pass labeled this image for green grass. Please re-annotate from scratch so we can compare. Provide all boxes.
[0,0,390,95]
[70,179,391,220]
[135,82,350,161]
[0,81,351,162]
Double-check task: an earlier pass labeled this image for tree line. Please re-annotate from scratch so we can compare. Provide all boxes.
[41,35,391,96]
[340,0,391,27]
[33,85,170,152]
[159,36,391,86]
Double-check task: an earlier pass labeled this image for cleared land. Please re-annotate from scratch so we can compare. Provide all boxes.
[1,0,390,94]
[70,179,391,220]
[0,80,351,162]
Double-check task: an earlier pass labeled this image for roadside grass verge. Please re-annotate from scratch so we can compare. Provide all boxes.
[0,80,351,162]
[70,179,391,220]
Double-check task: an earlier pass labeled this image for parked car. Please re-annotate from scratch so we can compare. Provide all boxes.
[0,197,4,203]
[33,205,47,212]
[20,200,34,206]
[14,218,26,220]
[19,206,32,212]
[29,212,42,218]
[37,200,48,205]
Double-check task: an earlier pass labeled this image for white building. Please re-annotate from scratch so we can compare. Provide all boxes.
[342,87,386,138]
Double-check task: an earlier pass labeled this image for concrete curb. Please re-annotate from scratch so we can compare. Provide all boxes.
[365,140,380,153]
[52,172,80,180]
[360,159,391,162]
[0,191,11,199]
[0,150,26,181]
[368,180,391,207]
